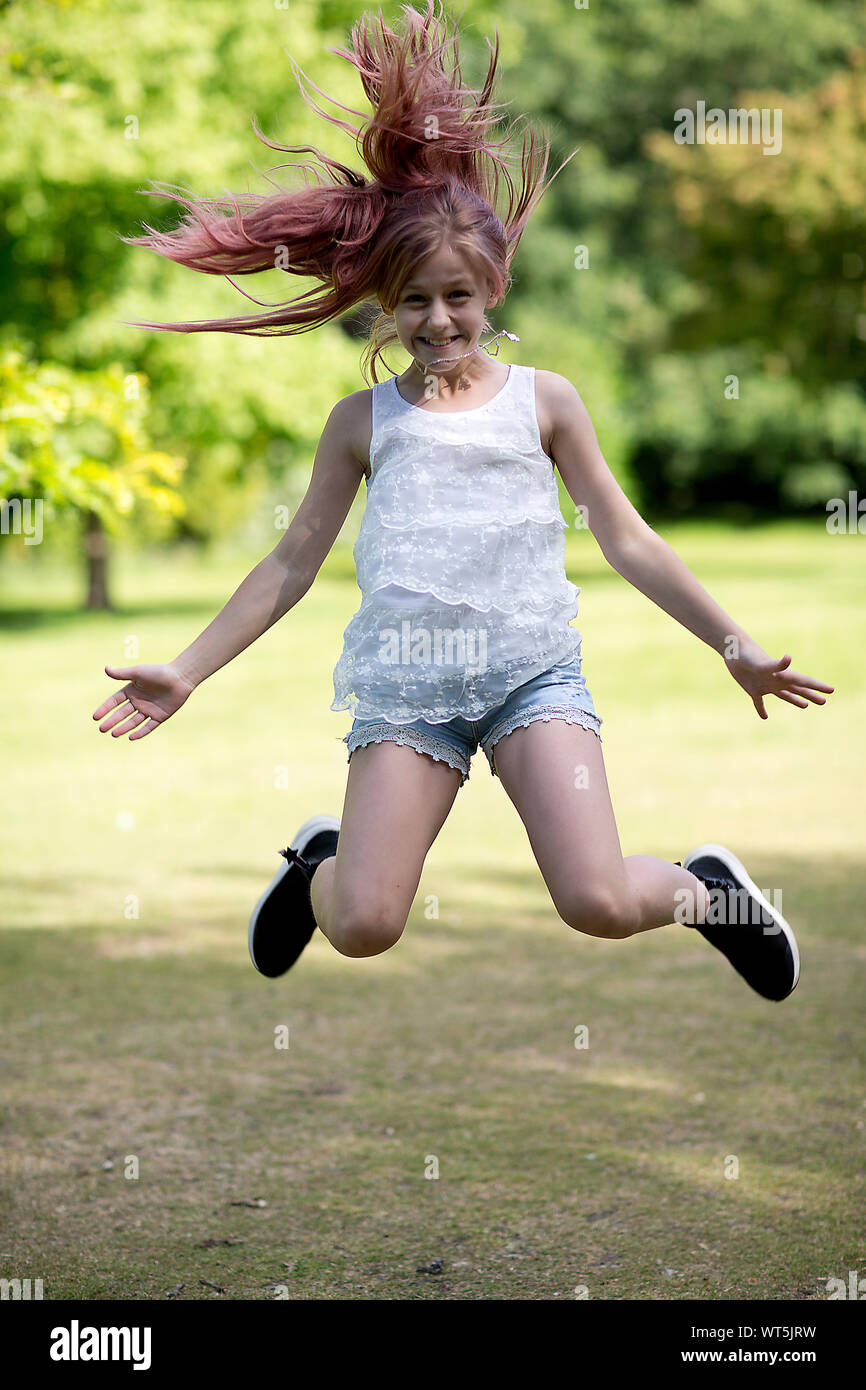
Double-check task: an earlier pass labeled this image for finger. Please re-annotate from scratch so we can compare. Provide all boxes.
[772,667,834,689]
[753,694,767,718]
[128,718,158,741]
[772,670,834,693]
[772,653,792,670]
[774,690,809,709]
[98,702,137,733]
[111,709,151,738]
[93,689,132,720]
[783,686,828,705]
[104,665,138,679]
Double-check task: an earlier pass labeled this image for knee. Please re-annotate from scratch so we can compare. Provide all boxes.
[558,888,639,940]
[327,906,406,958]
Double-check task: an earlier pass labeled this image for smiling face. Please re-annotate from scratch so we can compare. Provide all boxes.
[392,240,494,374]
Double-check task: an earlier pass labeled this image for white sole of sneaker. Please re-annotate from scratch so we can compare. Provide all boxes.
[683,842,800,993]
[248,814,341,971]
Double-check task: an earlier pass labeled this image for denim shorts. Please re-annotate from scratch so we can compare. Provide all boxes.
[342,648,603,789]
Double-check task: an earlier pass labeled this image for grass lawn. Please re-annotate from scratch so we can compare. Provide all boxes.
[0,518,863,1300]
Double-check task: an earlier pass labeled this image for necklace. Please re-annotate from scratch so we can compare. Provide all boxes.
[410,328,520,377]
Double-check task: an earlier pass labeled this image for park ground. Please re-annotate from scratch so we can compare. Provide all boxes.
[0,519,863,1300]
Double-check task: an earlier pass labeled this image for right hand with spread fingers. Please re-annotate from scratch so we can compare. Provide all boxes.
[93,664,196,740]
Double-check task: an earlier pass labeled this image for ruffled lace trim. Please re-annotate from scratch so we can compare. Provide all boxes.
[353,511,575,618]
[347,579,581,619]
[344,722,470,785]
[331,633,585,724]
[483,704,604,757]
[357,506,567,531]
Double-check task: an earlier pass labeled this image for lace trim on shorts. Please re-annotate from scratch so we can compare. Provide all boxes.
[345,722,470,786]
[483,704,603,775]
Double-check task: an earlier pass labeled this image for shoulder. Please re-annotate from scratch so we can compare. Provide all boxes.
[533,368,584,417]
[328,387,377,481]
[531,369,584,461]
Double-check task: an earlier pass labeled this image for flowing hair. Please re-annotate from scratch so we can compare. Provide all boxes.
[119,0,577,383]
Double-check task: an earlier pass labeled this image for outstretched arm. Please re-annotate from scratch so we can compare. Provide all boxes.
[168,396,366,690]
[93,394,367,739]
[544,372,835,720]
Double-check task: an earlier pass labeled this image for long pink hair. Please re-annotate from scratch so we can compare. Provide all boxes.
[119,0,577,382]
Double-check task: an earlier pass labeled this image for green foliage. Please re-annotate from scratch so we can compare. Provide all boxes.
[1,0,864,584]
[501,0,866,516]
[0,0,368,568]
[629,346,866,518]
[0,340,185,548]
[644,52,866,392]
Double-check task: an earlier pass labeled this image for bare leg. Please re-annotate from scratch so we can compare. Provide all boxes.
[309,855,336,932]
[309,739,463,957]
[623,855,711,934]
[491,718,710,939]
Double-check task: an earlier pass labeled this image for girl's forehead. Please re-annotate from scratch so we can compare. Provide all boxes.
[404,252,484,290]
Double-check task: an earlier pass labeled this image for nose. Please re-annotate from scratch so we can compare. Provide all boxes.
[424,300,455,333]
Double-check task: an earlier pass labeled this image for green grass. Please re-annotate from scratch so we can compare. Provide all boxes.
[0,519,863,1300]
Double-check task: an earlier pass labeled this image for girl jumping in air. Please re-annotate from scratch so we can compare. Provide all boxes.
[94,1,833,1002]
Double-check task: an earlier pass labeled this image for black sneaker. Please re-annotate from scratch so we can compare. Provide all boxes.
[676,844,800,1001]
[248,815,340,978]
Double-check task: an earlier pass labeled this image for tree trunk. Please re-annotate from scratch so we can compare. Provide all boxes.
[84,509,112,611]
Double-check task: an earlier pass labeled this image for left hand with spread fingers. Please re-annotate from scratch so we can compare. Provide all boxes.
[724,643,835,720]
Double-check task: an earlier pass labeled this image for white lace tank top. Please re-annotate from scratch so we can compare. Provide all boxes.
[330,362,583,725]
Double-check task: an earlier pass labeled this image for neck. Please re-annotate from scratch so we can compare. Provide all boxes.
[409,329,519,385]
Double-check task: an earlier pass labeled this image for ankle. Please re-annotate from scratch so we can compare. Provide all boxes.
[693,876,711,923]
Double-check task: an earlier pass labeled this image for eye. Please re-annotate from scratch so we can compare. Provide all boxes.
[404,290,470,302]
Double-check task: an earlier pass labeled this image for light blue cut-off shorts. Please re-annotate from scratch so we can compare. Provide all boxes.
[342,649,603,789]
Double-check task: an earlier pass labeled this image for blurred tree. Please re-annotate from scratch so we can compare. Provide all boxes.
[0,0,373,570]
[1,0,865,560]
[644,50,866,389]
[0,342,185,608]
[633,48,866,513]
